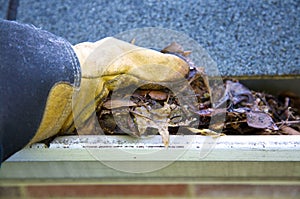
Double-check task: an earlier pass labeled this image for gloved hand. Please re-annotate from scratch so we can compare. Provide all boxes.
[29,37,189,144]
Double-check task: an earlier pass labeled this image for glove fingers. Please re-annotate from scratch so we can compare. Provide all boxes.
[105,49,189,82]
[76,37,189,81]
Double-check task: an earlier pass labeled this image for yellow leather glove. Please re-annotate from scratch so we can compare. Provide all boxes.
[29,37,189,144]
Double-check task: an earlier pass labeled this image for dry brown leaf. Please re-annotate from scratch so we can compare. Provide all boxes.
[161,42,191,57]
[280,125,300,135]
[148,90,168,101]
[103,99,136,109]
[131,103,172,146]
[186,127,225,137]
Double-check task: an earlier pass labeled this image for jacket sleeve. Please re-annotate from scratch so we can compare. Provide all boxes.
[0,20,81,162]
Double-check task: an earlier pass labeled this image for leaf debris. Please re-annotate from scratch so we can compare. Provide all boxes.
[85,42,300,146]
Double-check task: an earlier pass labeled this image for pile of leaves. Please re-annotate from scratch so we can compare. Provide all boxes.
[94,42,300,146]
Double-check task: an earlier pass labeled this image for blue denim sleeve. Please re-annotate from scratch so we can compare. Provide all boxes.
[0,19,81,162]
[0,145,2,167]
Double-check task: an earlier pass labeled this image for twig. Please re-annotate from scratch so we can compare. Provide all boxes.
[275,120,300,125]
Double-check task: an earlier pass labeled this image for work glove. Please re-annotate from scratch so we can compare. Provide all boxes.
[29,37,190,144]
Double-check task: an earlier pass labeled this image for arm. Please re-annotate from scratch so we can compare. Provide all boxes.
[0,19,81,161]
[0,20,189,163]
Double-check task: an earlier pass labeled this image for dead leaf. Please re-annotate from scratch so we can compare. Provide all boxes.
[246,111,278,130]
[186,127,225,137]
[161,42,191,57]
[131,103,172,146]
[103,99,136,109]
[148,90,168,101]
[226,80,254,105]
[280,125,300,135]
